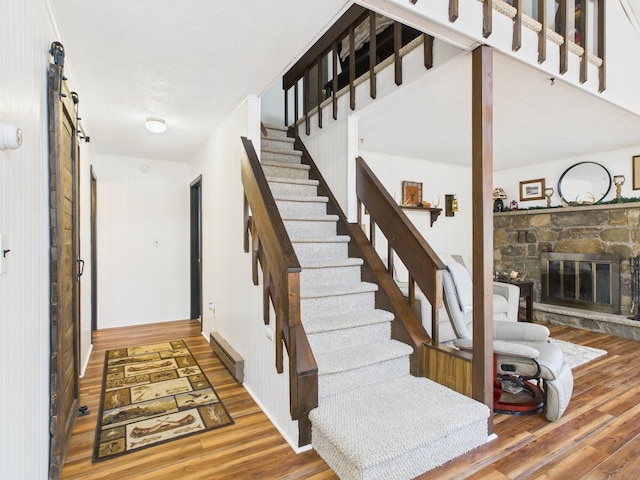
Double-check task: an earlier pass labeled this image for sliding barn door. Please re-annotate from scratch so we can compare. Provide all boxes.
[48,62,80,479]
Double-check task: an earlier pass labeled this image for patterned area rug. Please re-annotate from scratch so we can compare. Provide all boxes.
[549,338,607,369]
[93,340,233,462]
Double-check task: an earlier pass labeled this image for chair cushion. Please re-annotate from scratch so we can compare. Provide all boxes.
[493,294,509,314]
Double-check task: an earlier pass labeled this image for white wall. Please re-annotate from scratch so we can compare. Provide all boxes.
[362,150,474,269]
[0,0,57,478]
[494,144,640,208]
[92,154,191,328]
[190,95,301,448]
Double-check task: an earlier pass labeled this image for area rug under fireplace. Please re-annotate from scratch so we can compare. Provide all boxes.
[93,340,233,462]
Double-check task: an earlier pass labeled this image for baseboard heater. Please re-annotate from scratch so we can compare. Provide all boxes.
[210,332,244,383]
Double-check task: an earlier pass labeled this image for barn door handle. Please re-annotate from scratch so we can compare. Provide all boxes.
[77,258,85,278]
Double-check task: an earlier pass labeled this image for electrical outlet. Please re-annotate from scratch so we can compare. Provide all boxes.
[208,302,215,313]
[153,239,160,247]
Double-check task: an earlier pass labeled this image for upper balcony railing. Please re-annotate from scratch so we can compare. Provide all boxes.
[282,1,605,129]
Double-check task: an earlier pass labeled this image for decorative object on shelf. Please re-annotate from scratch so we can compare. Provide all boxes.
[0,122,23,151]
[445,194,458,217]
[432,195,441,208]
[545,187,554,207]
[558,161,611,205]
[493,187,507,212]
[634,156,640,190]
[519,178,545,201]
[613,175,625,199]
[509,199,519,211]
[401,181,422,206]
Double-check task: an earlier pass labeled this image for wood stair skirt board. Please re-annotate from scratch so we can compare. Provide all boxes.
[210,332,244,383]
[260,123,490,479]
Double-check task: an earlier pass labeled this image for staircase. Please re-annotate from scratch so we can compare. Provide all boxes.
[260,124,490,480]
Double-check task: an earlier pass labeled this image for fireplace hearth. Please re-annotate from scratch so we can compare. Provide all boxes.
[541,252,620,314]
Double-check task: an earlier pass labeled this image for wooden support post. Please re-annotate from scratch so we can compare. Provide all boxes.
[472,45,494,434]
[537,0,547,63]
[332,42,338,119]
[349,25,356,110]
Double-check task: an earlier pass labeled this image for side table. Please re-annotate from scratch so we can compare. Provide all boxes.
[496,279,534,322]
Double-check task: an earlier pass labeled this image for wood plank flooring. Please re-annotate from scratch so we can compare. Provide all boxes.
[61,320,640,480]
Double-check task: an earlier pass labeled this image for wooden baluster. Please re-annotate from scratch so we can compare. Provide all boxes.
[263,258,270,326]
[483,0,493,38]
[284,87,289,127]
[560,0,569,74]
[370,219,376,248]
[597,0,606,92]
[317,56,323,128]
[387,246,394,276]
[349,24,356,110]
[332,41,338,119]
[294,82,299,125]
[580,0,588,84]
[369,11,377,99]
[251,221,259,286]
[423,34,434,69]
[538,0,547,63]
[432,303,439,344]
[243,194,250,253]
[449,0,459,22]
[275,300,284,374]
[408,273,415,309]
[513,0,522,51]
[394,21,402,86]
[304,68,310,135]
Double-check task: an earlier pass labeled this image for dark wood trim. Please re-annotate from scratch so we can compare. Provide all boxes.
[580,0,588,83]
[449,0,459,22]
[349,24,356,110]
[369,11,377,99]
[304,69,310,135]
[282,4,367,89]
[483,0,493,38]
[513,0,522,51]
[471,45,494,434]
[598,0,606,92]
[394,21,402,86]
[332,42,338,119]
[190,175,203,323]
[559,0,569,74]
[537,0,547,63]
[317,57,323,128]
[424,34,434,69]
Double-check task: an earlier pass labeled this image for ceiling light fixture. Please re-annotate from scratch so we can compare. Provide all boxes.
[145,117,167,134]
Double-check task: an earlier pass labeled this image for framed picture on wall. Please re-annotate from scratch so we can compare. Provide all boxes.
[633,155,640,190]
[401,181,422,206]
[519,178,546,201]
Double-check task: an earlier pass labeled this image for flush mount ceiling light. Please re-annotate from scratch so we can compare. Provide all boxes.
[145,117,167,134]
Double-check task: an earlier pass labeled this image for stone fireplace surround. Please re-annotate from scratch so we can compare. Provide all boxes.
[494,202,640,340]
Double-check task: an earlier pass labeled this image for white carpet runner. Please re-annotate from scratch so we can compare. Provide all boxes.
[261,124,489,480]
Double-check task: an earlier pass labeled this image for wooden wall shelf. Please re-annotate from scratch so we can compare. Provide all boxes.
[400,205,442,226]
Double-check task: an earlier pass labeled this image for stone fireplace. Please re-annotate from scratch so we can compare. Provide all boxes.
[494,202,640,339]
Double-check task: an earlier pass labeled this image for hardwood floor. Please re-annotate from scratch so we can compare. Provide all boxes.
[61,319,640,480]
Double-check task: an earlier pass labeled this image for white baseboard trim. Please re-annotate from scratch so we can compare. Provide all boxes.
[487,433,498,443]
[79,343,94,378]
[243,383,311,454]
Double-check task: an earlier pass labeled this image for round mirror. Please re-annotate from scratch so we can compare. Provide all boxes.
[558,161,612,205]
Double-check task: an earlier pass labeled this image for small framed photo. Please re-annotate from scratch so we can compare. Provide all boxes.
[519,178,546,201]
[401,181,422,206]
[633,155,640,190]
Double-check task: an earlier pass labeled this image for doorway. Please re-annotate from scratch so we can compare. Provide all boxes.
[190,175,203,325]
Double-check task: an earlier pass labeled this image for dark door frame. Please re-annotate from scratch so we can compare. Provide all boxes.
[190,175,203,325]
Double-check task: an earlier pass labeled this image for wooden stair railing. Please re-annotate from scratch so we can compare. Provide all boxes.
[354,156,473,396]
[240,137,317,447]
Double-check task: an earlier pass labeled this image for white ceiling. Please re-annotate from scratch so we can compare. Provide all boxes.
[49,0,640,169]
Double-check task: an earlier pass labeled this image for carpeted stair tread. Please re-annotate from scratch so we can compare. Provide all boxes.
[291,235,350,244]
[261,134,295,143]
[301,281,378,299]
[262,123,289,133]
[303,309,394,334]
[267,176,318,186]
[300,257,363,269]
[263,146,303,156]
[310,375,490,479]
[261,160,308,170]
[282,214,339,222]
[274,194,329,203]
[315,340,412,375]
